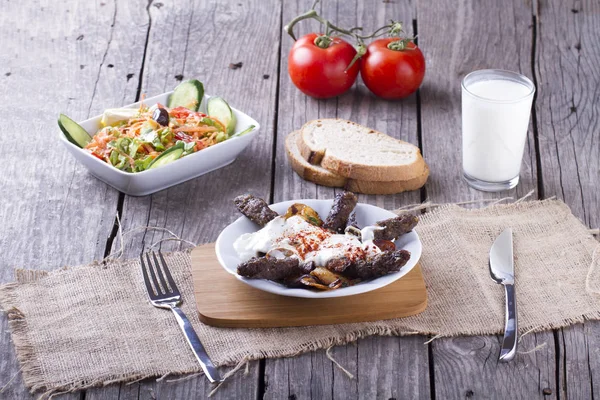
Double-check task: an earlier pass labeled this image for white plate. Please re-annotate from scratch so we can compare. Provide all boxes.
[59,92,260,196]
[215,199,422,298]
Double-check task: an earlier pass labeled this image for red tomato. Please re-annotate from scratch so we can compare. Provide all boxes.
[360,38,425,99]
[288,33,360,99]
[170,106,191,118]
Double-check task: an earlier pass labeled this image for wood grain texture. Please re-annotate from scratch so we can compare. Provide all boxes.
[535,0,600,230]
[264,336,431,400]
[264,350,335,400]
[265,0,430,398]
[191,244,427,328]
[4,0,600,398]
[535,1,600,399]
[0,0,148,398]
[113,0,281,258]
[418,0,538,202]
[357,335,430,399]
[86,364,260,400]
[558,324,594,400]
[274,0,422,209]
[432,334,557,399]
[87,0,282,398]
[417,0,558,398]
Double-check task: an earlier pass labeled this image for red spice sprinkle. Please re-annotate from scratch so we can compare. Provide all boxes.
[280,222,378,263]
[287,229,331,258]
[345,246,367,262]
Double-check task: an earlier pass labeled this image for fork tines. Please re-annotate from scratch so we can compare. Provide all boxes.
[140,251,181,300]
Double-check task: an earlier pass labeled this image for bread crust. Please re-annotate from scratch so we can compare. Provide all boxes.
[298,118,428,182]
[286,131,429,194]
[343,164,429,194]
[285,131,346,187]
[322,154,427,182]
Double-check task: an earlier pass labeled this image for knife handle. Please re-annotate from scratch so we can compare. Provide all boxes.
[499,283,518,362]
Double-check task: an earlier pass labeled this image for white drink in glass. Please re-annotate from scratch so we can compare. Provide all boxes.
[462,70,535,191]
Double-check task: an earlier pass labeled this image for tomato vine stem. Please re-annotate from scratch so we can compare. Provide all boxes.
[284,0,406,45]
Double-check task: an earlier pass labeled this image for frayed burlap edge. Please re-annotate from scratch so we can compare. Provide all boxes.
[397,198,600,336]
[2,198,599,398]
[0,252,201,398]
[0,282,46,395]
[0,261,431,398]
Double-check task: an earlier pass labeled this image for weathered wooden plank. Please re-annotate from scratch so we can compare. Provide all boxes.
[535,0,600,230]
[535,0,600,399]
[418,0,538,202]
[140,361,260,399]
[0,0,148,398]
[264,351,335,400]
[265,0,431,399]
[583,321,600,396]
[432,334,556,399]
[264,338,431,400]
[416,0,558,398]
[85,383,137,400]
[357,335,430,399]
[88,0,282,398]
[87,362,261,400]
[112,0,281,257]
[265,339,430,400]
[558,324,593,400]
[6,1,598,400]
[274,0,422,208]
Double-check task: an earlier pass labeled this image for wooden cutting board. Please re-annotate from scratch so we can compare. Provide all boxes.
[191,244,428,328]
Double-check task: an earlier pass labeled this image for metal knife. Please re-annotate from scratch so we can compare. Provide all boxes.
[489,228,517,362]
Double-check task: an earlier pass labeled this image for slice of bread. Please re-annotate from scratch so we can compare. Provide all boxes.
[344,164,429,194]
[298,119,426,182]
[286,131,429,194]
[286,130,347,188]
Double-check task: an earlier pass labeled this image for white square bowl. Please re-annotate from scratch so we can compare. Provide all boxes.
[59,91,260,196]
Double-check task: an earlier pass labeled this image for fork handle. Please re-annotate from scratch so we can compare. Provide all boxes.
[170,305,222,383]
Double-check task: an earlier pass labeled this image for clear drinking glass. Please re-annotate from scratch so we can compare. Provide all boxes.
[461,69,535,191]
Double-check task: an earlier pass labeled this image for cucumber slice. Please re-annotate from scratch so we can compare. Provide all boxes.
[147,142,185,170]
[207,97,237,135]
[58,114,92,148]
[168,79,204,111]
[230,125,256,138]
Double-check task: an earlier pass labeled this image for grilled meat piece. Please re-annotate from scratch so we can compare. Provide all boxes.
[348,250,411,279]
[373,214,419,240]
[323,191,358,233]
[346,212,359,229]
[325,257,353,274]
[326,250,411,280]
[234,194,279,226]
[237,257,314,281]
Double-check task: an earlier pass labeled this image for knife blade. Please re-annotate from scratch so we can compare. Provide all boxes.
[489,228,517,362]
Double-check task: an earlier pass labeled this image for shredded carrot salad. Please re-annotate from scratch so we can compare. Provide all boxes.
[84,103,228,172]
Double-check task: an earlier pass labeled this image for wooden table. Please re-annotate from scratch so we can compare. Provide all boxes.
[2,0,598,398]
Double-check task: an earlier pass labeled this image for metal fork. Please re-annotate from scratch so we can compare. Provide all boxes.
[140,251,222,383]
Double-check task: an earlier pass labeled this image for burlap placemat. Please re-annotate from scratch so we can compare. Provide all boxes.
[1,199,599,395]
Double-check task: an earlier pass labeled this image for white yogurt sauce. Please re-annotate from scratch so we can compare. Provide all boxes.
[233,216,382,265]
